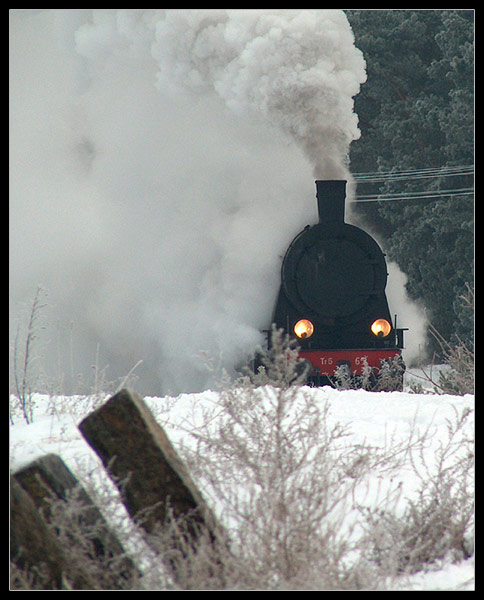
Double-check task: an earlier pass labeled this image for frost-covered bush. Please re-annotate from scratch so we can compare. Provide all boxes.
[11,329,474,590]
[333,355,405,392]
[360,406,474,576]
[181,331,388,589]
[170,329,472,590]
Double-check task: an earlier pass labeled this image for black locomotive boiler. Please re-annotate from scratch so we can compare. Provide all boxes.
[272,179,406,388]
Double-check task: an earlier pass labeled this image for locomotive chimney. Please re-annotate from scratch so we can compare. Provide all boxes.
[315,180,346,224]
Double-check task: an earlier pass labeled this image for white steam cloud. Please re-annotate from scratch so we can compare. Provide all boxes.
[10,9,424,395]
[150,9,366,179]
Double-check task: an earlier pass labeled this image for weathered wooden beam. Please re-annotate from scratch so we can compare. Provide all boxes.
[12,454,138,590]
[78,389,228,586]
[10,476,92,590]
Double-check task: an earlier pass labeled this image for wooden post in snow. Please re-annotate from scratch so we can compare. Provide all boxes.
[10,476,89,590]
[78,389,228,588]
[12,453,138,590]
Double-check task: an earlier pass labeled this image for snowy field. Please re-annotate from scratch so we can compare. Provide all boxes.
[10,374,474,591]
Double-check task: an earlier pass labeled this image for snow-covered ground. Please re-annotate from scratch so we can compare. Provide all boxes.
[10,375,474,591]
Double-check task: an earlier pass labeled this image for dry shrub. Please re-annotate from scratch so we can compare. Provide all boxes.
[359,405,474,578]
[173,329,473,589]
[418,284,474,396]
[11,327,474,590]
[333,355,405,392]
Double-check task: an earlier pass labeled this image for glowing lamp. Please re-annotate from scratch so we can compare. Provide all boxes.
[371,318,392,338]
[294,319,314,339]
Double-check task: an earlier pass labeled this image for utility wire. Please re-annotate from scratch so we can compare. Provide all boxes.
[351,165,474,202]
[353,165,474,183]
[353,188,474,203]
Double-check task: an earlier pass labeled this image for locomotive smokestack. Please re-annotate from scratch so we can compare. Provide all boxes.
[315,180,346,224]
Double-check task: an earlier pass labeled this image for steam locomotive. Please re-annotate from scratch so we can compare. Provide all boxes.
[271,179,406,389]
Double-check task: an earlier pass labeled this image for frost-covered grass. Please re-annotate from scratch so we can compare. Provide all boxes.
[10,379,474,590]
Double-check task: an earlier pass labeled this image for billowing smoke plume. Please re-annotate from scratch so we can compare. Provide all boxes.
[10,9,423,395]
[150,9,367,179]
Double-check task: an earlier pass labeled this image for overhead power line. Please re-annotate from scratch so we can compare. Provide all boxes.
[351,165,474,202]
[352,187,474,203]
[353,165,474,183]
